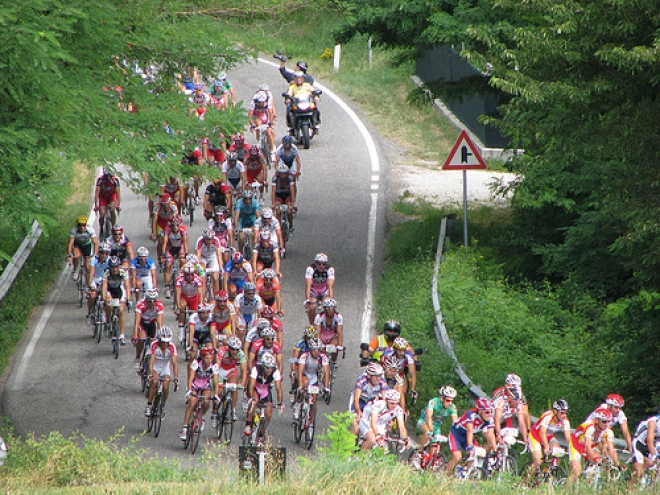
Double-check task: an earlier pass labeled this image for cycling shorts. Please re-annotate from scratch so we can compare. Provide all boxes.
[228,177,241,188]
[238,218,256,230]
[246,170,262,183]
[166,246,184,260]
[136,275,154,291]
[568,434,586,462]
[218,366,238,381]
[138,320,158,339]
[107,286,127,301]
[528,431,557,453]
[319,329,338,345]
[228,278,247,292]
[238,313,254,329]
[275,193,291,204]
[98,194,118,207]
[448,427,480,453]
[193,331,212,346]
[192,378,212,391]
[201,256,220,273]
[180,294,200,311]
[74,242,94,257]
[153,361,172,378]
[254,382,273,402]
[632,440,650,464]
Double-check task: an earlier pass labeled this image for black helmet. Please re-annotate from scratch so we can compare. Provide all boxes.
[383,319,401,339]
[108,256,121,268]
[297,61,308,72]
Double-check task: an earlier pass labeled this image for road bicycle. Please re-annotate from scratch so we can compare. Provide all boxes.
[91,294,106,343]
[411,435,448,474]
[237,227,254,261]
[243,398,269,447]
[277,204,292,243]
[146,377,177,438]
[184,394,214,455]
[215,382,241,444]
[185,178,196,227]
[107,298,122,359]
[321,344,345,404]
[98,206,116,241]
[293,384,318,450]
[255,123,273,170]
[136,338,154,395]
[520,446,568,488]
[454,446,489,480]
[483,427,519,480]
[580,457,624,489]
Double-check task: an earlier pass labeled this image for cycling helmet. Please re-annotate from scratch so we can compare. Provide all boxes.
[232,252,244,263]
[553,399,570,412]
[254,92,267,103]
[476,398,493,411]
[137,246,149,257]
[261,327,277,338]
[193,83,204,90]
[108,256,121,267]
[249,144,260,156]
[102,167,112,176]
[606,394,625,407]
[214,290,229,301]
[384,389,401,403]
[260,353,277,368]
[145,288,159,301]
[77,215,88,225]
[159,326,173,343]
[303,325,317,338]
[261,268,276,280]
[233,133,244,144]
[170,216,182,227]
[259,230,271,241]
[294,70,304,78]
[505,374,522,386]
[383,355,402,370]
[593,407,613,422]
[98,242,111,253]
[439,386,458,398]
[185,253,198,264]
[200,347,215,357]
[160,193,171,203]
[314,253,329,263]
[261,207,273,219]
[383,320,401,339]
[202,228,215,240]
[243,282,256,292]
[507,386,522,401]
[308,338,323,351]
[182,263,196,274]
[261,307,275,318]
[242,190,254,200]
[256,318,271,331]
[218,71,227,80]
[226,151,238,161]
[277,163,289,173]
[366,362,384,376]
[198,304,212,313]
[392,337,408,351]
[297,61,308,72]
[258,84,269,91]
[112,224,124,234]
[323,298,337,308]
[281,135,293,145]
[228,336,242,350]
[213,79,224,87]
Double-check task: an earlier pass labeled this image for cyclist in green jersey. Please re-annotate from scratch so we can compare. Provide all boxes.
[417,386,459,446]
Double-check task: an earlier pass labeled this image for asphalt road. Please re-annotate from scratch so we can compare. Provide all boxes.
[3,58,388,462]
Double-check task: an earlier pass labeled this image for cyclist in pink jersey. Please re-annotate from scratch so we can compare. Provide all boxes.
[211,336,246,424]
[132,288,164,370]
[180,347,220,441]
[161,217,189,299]
[304,253,335,324]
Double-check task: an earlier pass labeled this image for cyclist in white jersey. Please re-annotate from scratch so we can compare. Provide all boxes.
[253,207,285,253]
[360,390,409,450]
[145,327,178,418]
[196,229,223,296]
[233,282,263,340]
[631,412,660,482]
[304,253,335,324]
[221,152,246,194]
[87,242,111,318]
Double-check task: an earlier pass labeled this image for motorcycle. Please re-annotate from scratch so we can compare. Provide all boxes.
[282,89,322,149]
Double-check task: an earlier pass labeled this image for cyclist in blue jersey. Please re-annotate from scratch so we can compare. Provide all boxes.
[87,242,111,318]
[233,190,261,257]
[130,247,158,303]
[274,135,302,179]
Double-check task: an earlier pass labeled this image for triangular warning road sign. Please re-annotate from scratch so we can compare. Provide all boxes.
[442,130,487,170]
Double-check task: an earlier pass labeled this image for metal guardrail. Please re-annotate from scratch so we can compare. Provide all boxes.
[0,220,43,303]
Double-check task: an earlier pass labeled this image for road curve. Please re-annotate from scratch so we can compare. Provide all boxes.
[3,58,389,461]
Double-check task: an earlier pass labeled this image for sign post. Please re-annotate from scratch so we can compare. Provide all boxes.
[442,130,487,251]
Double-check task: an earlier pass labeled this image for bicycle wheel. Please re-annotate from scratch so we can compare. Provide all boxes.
[77,272,85,308]
[305,402,316,449]
[427,453,447,473]
[146,401,154,433]
[281,219,290,243]
[294,402,305,444]
[519,462,542,489]
[551,465,568,486]
[221,397,234,443]
[153,395,163,438]
[190,414,202,454]
[112,319,120,359]
[501,455,518,476]
[183,419,193,450]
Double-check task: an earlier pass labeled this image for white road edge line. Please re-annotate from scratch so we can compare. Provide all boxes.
[257,58,380,343]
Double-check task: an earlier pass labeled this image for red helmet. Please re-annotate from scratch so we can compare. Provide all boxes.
[160,193,171,203]
[233,134,244,145]
[214,290,229,301]
[476,398,492,411]
[593,407,613,422]
[249,145,260,156]
[200,347,215,357]
[260,307,274,318]
[605,394,625,407]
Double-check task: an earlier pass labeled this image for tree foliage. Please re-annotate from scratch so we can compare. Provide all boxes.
[1,0,247,239]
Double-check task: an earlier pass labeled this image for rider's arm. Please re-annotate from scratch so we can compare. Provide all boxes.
[275,376,283,406]
[66,236,75,257]
[209,326,218,350]
[322,364,330,388]
[326,277,335,298]
[353,388,363,417]
[133,311,141,338]
[172,352,179,382]
[399,412,409,439]
[466,421,475,449]
[115,182,121,209]
[539,424,550,454]
[336,322,344,348]
[620,420,633,453]
[274,248,282,278]
[407,358,417,393]
[294,153,302,175]
[646,420,657,457]
[425,406,434,431]
[493,406,503,440]
[290,181,297,207]
[484,427,498,452]
[148,348,156,375]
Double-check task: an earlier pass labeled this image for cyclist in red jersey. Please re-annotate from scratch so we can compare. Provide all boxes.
[255,269,282,315]
[243,145,268,202]
[161,217,189,298]
[94,168,121,233]
[132,288,164,370]
[210,290,236,344]
[174,263,204,343]
[227,133,251,163]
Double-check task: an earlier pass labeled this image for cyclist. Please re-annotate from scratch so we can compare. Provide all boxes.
[211,336,247,426]
[210,290,236,344]
[292,338,330,421]
[362,319,401,363]
[174,263,204,344]
[259,306,283,344]
[195,228,223,296]
[350,362,390,435]
[130,247,157,303]
[314,298,343,358]
[234,282,263,340]
[209,73,235,109]
[569,407,620,481]
[359,389,409,451]
[304,253,335,324]
[251,230,281,278]
[222,152,246,197]
[101,256,131,345]
[161,176,184,213]
[274,135,302,179]
[244,318,272,354]
[223,252,254,298]
[180,346,221,441]
[252,207,285,255]
[145,326,178,418]
[255,269,281,314]
[630,410,660,484]
[67,215,98,282]
[243,145,268,202]
[248,91,276,162]
[94,168,121,234]
[187,304,218,364]
[290,325,317,392]
[493,383,529,447]
[204,176,232,220]
[382,356,406,408]
[208,206,234,265]
[446,398,497,473]
[151,193,179,260]
[132,288,164,371]
[228,133,251,162]
[248,326,283,372]
[201,134,226,167]
[528,399,572,473]
[493,373,532,434]
[381,337,417,406]
[585,393,632,453]
[161,217,189,299]
[234,190,261,256]
[107,224,134,269]
[244,353,284,441]
[417,386,459,446]
[86,241,111,320]
[272,163,296,232]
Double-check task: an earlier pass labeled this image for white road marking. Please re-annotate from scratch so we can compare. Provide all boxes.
[257,58,382,343]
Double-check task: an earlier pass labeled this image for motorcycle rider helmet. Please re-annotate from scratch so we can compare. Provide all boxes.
[383,320,401,340]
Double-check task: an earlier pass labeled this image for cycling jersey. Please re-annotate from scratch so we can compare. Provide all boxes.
[417,397,458,432]
[275,144,299,167]
[228,143,251,163]
[103,267,129,299]
[305,263,335,297]
[221,161,245,186]
[244,155,265,176]
[224,260,252,288]
[217,346,245,378]
[252,241,278,267]
[530,410,570,445]
[150,340,177,377]
[253,217,281,244]
[96,175,120,197]
[493,394,523,425]
[250,366,281,402]
[135,299,164,324]
[70,227,96,247]
[234,292,263,317]
[196,236,222,273]
[292,335,311,354]
[449,408,494,452]
[130,257,156,278]
[359,399,405,437]
[314,312,343,344]
[272,174,294,202]
[351,373,389,412]
[211,304,235,334]
[205,183,230,208]
[234,198,261,228]
[190,358,219,390]
[250,339,283,363]
[90,255,110,287]
[163,180,181,196]
[108,235,131,261]
[163,224,187,254]
[189,313,213,345]
[298,351,329,386]
[256,278,280,304]
[175,273,203,298]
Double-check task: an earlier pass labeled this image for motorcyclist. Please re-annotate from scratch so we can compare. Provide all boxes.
[275,55,315,85]
[285,71,321,132]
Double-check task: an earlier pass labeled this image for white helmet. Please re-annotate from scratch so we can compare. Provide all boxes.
[383,389,401,403]
[277,163,289,173]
